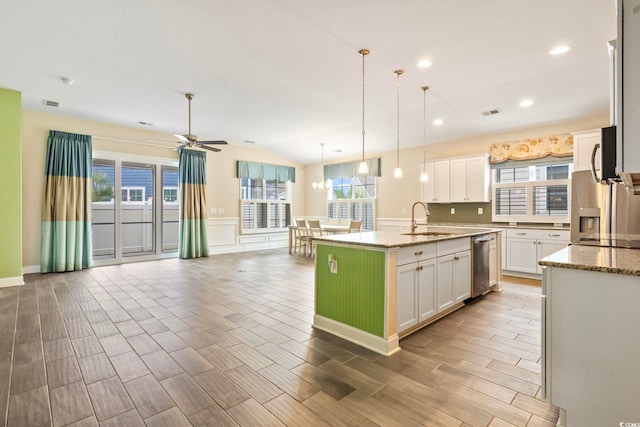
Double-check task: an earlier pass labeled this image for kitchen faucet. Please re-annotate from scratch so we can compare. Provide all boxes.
[410,201,430,233]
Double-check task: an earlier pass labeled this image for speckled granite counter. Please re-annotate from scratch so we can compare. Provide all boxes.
[313,226,500,249]
[427,222,570,231]
[539,245,640,276]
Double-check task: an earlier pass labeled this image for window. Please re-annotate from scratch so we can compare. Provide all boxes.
[492,162,572,223]
[240,178,291,233]
[121,187,145,202]
[327,175,376,230]
[163,187,178,203]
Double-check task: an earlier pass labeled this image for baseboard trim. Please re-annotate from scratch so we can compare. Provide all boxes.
[22,265,41,275]
[0,275,24,288]
[313,315,400,356]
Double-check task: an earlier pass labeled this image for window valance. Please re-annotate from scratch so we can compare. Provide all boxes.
[237,161,295,183]
[489,134,573,164]
[323,157,381,180]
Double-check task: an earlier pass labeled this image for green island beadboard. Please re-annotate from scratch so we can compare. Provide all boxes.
[315,244,386,337]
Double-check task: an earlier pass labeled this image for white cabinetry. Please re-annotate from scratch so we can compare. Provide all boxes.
[450,154,491,203]
[423,154,489,203]
[572,130,600,172]
[396,244,437,333]
[396,237,470,334]
[489,235,497,286]
[506,228,569,275]
[422,160,450,203]
[543,265,640,425]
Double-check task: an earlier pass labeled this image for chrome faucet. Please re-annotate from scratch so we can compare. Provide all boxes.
[410,201,430,233]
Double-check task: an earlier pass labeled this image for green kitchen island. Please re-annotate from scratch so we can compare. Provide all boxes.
[312,226,502,356]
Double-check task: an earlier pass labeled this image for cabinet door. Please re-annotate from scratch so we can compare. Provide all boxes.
[536,240,568,274]
[449,158,467,202]
[453,250,471,304]
[489,241,497,286]
[417,258,437,322]
[501,236,507,270]
[436,254,455,312]
[506,238,538,273]
[397,263,418,333]
[466,156,490,202]
[573,131,601,172]
[434,160,450,202]
[422,162,436,202]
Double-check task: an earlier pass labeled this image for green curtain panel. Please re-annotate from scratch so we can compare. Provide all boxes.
[179,149,209,258]
[41,130,93,272]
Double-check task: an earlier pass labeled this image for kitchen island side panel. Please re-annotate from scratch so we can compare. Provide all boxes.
[315,244,386,337]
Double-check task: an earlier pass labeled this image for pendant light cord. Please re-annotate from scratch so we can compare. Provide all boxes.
[361,51,367,163]
[395,70,403,167]
[422,86,429,169]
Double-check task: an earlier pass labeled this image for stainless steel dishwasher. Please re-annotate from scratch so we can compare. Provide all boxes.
[471,235,491,298]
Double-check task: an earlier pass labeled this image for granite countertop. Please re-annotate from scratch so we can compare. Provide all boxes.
[426,222,570,231]
[313,226,502,249]
[539,245,640,276]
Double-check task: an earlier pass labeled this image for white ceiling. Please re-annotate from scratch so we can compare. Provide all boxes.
[0,0,616,164]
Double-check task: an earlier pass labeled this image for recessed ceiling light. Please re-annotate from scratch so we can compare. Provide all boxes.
[519,99,534,107]
[417,59,432,68]
[549,45,570,55]
[433,118,444,126]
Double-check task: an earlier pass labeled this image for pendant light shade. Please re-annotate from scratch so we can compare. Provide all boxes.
[420,86,430,182]
[358,49,369,175]
[393,69,404,179]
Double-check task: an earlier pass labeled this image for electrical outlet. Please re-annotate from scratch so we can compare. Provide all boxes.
[218,207,225,214]
[450,208,455,215]
[328,255,338,274]
[210,208,217,214]
[478,207,484,215]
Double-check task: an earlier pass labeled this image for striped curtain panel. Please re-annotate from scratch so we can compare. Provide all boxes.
[179,149,209,258]
[41,130,93,272]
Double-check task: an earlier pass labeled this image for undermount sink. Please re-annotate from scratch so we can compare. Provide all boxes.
[402,231,455,236]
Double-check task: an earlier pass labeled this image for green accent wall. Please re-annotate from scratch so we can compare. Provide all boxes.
[315,244,386,337]
[0,89,22,280]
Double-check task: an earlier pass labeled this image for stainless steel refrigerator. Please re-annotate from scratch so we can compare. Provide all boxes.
[571,169,640,247]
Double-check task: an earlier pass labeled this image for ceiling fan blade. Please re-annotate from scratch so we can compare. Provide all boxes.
[197,140,228,145]
[174,134,189,142]
[197,144,221,152]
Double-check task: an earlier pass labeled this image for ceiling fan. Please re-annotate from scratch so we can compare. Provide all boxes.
[152,93,228,152]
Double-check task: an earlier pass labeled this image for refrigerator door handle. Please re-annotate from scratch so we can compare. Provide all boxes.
[591,143,601,183]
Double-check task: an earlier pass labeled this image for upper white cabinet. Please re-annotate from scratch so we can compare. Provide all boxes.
[423,154,490,203]
[572,129,601,172]
[422,160,450,203]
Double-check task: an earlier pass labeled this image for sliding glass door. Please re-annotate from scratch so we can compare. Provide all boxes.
[92,153,179,265]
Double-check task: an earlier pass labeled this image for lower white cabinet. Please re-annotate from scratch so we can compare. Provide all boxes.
[489,236,497,286]
[397,258,436,332]
[397,238,471,334]
[506,228,570,275]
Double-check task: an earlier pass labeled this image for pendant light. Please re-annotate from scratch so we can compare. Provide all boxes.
[420,86,430,182]
[393,69,404,178]
[358,49,370,175]
[312,142,329,191]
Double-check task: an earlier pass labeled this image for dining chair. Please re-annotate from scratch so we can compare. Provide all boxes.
[307,219,323,257]
[348,220,362,233]
[294,218,311,256]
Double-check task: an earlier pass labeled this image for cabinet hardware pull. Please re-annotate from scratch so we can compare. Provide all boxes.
[549,234,560,237]
[454,256,459,261]
[416,266,420,271]
[516,232,526,235]
[415,251,423,256]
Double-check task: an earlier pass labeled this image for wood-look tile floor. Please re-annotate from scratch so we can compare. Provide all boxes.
[2,250,559,426]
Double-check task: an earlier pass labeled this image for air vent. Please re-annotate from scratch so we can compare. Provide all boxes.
[42,99,59,108]
[481,108,500,116]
